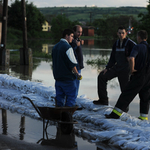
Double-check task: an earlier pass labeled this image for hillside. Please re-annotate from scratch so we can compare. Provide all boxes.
[38,6,147,22]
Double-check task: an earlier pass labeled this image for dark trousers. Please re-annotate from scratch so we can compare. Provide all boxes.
[55,80,77,107]
[115,68,150,114]
[98,66,130,104]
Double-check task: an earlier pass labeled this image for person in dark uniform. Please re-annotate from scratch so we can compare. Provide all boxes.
[70,25,84,96]
[93,26,136,106]
[106,30,150,120]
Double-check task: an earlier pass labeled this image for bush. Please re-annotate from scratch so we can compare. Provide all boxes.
[7,27,51,40]
[7,28,23,39]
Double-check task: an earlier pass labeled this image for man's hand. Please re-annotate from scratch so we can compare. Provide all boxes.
[81,40,84,45]
[76,39,84,46]
[130,69,137,75]
[72,66,82,80]
[76,74,82,80]
[76,40,81,46]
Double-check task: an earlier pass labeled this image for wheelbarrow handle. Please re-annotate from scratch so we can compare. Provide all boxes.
[23,96,42,117]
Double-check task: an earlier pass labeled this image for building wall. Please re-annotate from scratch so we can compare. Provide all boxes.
[42,21,51,32]
[88,29,94,36]
[83,28,94,36]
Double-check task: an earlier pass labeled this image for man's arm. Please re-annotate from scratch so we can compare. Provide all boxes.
[72,66,78,74]
[66,47,82,80]
[129,57,137,74]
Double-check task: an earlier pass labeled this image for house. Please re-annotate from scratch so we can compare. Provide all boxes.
[42,20,51,32]
[82,26,95,36]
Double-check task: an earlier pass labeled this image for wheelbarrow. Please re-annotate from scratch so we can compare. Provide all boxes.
[23,96,78,143]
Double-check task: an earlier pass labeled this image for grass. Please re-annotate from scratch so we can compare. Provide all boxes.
[32,51,52,59]
[6,40,22,49]
[86,57,108,66]
[81,36,95,40]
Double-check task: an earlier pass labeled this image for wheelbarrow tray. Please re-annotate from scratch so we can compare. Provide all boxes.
[38,106,78,120]
[23,96,78,136]
[23,96,78,121]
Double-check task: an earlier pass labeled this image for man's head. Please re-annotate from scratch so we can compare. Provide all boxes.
[117,26,127,41]
[62,29,74,43]
[137,30,148,44]
[73,25,83,39]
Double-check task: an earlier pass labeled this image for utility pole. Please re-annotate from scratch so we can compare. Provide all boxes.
[20,0,28,65]
[1,0,7,49]
[0,0,9,66]
[20,0,32,66]
[89,11,92,25]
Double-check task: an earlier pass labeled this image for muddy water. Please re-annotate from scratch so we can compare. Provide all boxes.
[0,39,144,149]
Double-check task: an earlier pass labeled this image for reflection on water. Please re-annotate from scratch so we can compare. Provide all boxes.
[0,108,120,150]
[10,65,32,81]
[19,116,25,140]
[41,127,77,149]
[84,39,94,46]
[42,44,49,54]
[2,109,8,135]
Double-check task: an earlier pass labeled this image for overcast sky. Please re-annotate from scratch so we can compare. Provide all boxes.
[8,0,148,8]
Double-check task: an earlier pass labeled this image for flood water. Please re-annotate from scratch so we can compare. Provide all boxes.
[0,39,145,149]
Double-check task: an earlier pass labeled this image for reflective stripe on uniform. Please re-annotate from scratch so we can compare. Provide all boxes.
[112,109,122,117]
[116,48,125,51]
[139,116,148,120]
[140,113,148,118]
[114,107,123,113]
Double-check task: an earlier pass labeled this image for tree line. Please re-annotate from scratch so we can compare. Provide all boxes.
[7,0,47,39]
[39,6,147,22]
[6,0,150,43]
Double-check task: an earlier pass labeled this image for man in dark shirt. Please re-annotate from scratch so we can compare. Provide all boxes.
[106,30,150,120]
[93,26,136,106]
[70,25,84,96]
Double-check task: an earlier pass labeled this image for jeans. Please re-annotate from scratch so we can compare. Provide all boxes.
[55,80,77,107]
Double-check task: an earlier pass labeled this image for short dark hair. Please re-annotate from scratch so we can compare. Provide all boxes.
[62,29,74,38]
[137,30,148,40]
[118,26,126,32]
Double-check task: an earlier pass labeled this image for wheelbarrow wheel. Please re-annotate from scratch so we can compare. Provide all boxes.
[60,112,73,134]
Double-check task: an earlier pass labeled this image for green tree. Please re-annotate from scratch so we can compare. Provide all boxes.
[8,0,45,36]
[134,0,150,42]
[92,15,137,40]
[51,14,80,42]
[92,18,107,37]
